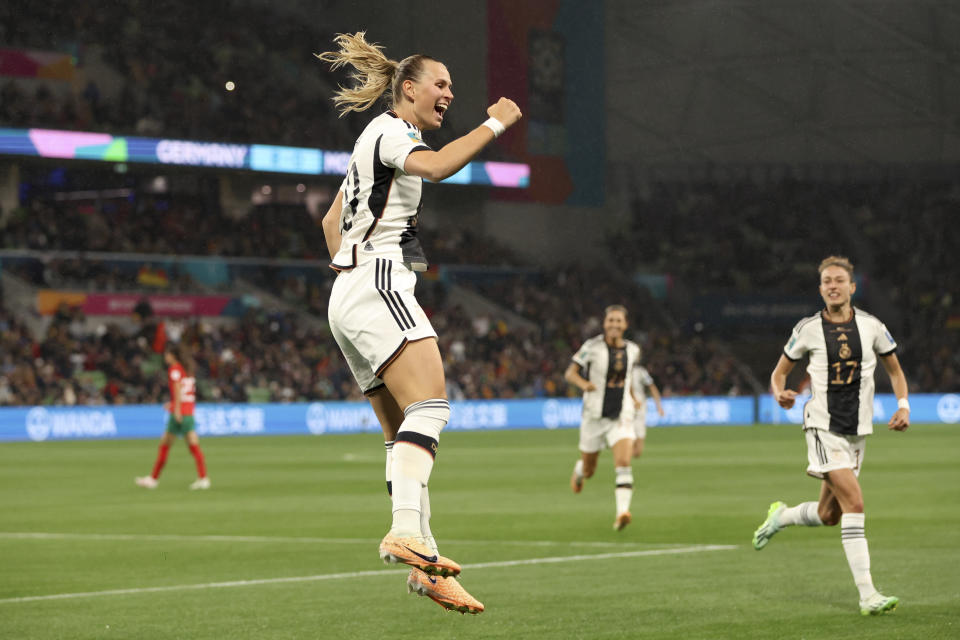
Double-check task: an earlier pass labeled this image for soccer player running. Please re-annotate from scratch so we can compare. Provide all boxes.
[630,363,664,459]
[136,343,210,490]
[316,32,521,614]
[565,305,642,531]
[752,256,909,616]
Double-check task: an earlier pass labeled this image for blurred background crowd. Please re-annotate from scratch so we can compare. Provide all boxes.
[1,0,957,408]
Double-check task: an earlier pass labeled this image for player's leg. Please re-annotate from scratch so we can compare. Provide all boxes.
[368,385,403,498]
[823,467,893,613]
[377,338,460,577]
[328,262,457,576]
[185,422,210,490]
[572,418,603,493]
[611,436,635,531]
[369,385,442,553]
[753,428,832,549]
[136,429,176,488]
[572,449,600,493]
[369,384,481,612]
[632,415,646,458]
[813,480,841,525]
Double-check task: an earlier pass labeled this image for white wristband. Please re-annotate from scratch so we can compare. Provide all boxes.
[897,397,910,411]
[482,117,506,138]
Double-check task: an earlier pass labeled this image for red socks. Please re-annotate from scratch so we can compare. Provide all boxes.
[151,444,170,479]
[189,443,207,479]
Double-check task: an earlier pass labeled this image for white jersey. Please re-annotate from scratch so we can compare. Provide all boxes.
[783,307,897,436]
[571,335,642,421]
[331,111,431,272]
[630,364,655,401]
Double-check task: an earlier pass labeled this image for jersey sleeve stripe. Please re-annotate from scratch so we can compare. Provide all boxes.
[783,349,802,362]
[878,347,898,356]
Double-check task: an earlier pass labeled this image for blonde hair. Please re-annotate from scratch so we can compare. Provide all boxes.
[604,304,628,319]
[315,32,436,116]
[818,255,855,279]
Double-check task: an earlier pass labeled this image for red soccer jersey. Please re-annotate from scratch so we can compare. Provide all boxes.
[168,363,196,415]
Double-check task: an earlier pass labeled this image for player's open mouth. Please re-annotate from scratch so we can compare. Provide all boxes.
[435,103,448,118]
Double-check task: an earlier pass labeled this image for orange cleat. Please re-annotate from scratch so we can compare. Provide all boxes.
[379,533,461,577]
[407,568,484,614]
[613,511,632,531]
[570,469,583,493]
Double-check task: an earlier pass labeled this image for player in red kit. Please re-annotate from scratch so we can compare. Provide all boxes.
[136,343,210,490]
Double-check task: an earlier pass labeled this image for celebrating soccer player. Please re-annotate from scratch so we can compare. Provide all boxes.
[565,305,643,531]
[752,256,910,616]
[316,32,521,614]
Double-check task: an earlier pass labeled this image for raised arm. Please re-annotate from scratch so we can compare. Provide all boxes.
[322,190,344,259]
[881,353,910,431]
[404,98,522,183]
[770,354,799,409]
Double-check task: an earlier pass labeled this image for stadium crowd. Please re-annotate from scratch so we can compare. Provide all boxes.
[3,175,958,407]
[0,1,356,148]
[0,269,757,407]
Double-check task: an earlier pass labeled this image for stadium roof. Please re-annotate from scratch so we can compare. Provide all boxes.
[606,0,960,166]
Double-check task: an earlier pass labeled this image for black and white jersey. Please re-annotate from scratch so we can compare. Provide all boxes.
[331,111,431,272]
[571,336,642,420]
[784,307,897,436]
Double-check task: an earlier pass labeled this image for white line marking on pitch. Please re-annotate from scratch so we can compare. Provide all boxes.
[0,545,737,605]
[0,531,682,549]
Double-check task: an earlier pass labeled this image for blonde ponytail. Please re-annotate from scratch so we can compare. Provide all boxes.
[315,32,399,115]
[316,32,437,117]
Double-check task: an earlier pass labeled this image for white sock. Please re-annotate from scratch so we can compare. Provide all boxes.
[573,459,584,480]
[420,485,438,554]
[390,399,448,537]
[384,440,394,497]
[779,501,823,527]
[841,512,877,600]
[614,466,633,515]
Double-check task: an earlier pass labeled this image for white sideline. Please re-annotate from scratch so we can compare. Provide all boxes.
[0,544,737,604]
[0,531,685,549]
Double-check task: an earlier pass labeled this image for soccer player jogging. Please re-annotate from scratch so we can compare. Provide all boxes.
[630,363,664,459]
[316,32,521,614]
[752,256,909,616]
[135,343,210,490]
[565,305,642,531]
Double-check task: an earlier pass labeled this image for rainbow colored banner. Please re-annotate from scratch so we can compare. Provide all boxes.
[0,127,530,187]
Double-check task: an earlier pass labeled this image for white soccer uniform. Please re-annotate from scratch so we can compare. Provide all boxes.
[331,111,431,271]
[327,111,437,393]
[571,336,641,453]
[783,307,897,478]
[630,364,655,439]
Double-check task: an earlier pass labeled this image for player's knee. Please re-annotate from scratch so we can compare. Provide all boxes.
[400,398,449,441]
[819,505,841,526]
[846,498,865,514]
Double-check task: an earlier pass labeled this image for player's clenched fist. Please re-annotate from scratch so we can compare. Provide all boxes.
[488,98,522,128]
[776,389,798,409]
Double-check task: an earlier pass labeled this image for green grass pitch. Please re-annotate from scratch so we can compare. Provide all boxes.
[1,424,958,639]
